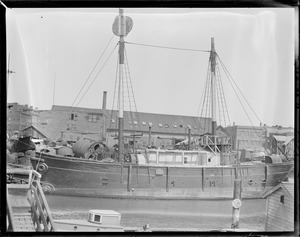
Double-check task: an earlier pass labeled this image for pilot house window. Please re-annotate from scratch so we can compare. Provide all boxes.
[94,214,101,222]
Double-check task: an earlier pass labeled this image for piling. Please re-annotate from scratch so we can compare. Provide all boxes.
[231,179,242,229]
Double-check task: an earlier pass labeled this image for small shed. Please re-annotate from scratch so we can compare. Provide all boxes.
[262,182,294,231]
[22,125,49,139]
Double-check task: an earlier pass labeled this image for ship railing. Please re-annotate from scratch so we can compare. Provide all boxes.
[198,135,221,154]
[6,186,16,231]
[198,135,232,154]
[6,167,56,232]
[27,170,56,232]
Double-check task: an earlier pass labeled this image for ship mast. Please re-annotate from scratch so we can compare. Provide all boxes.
[118,9,125,162]
[112,9,133,162]
[210,38,217,136]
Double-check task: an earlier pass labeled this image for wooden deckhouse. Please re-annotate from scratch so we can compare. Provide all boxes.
[262,182,294,231]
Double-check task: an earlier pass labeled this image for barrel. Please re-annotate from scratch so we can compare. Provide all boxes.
[72,139,108,159]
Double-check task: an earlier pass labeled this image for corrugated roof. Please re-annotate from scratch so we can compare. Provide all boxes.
[282,182,294,199]
[107,110,212,135]
[47,105,212,137]
[283,136,294,146]
[52,105,104,114]
[262,182,294,199]
[228,125,263,130]
[265,126,294,135]
[23,125,50,138]
[273,135,288,142]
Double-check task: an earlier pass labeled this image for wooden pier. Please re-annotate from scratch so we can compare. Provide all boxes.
[6,165,56,232]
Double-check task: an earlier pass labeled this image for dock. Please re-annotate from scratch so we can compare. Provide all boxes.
[6,164,56,232]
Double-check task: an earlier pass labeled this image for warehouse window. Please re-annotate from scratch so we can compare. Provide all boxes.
[70,113,78,121]
[280,195,285,204]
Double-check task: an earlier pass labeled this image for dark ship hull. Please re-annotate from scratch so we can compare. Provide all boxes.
[33,151,293,200]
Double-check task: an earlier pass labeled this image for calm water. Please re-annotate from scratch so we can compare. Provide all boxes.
[45,195,267,231]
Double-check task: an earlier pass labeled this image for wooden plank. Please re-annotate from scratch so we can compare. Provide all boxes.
[202,167,205,192]
[35,181,56,231]
[166,167,169,192]
[13,214,35,231]
[10,196,31,208]
[32,189,49,231]
[127,165,132,192]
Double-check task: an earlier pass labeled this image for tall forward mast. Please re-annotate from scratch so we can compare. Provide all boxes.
[112,9,133,162]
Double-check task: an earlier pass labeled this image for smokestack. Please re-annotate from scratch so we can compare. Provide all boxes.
[102,91,107,110]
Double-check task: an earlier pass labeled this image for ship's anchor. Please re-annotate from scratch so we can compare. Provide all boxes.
[41,182,55,194]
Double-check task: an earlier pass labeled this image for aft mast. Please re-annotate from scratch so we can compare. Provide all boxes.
[210,38,217,136]
[199,38,232,155]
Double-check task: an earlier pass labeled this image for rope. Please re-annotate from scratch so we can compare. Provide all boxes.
[217,54,263,125]
[125,41,210,53]
[217,54,263,142]
[124,47,142,133]
[53,35,116,138]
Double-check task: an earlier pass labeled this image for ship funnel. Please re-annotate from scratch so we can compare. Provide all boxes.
[102,91,107,110]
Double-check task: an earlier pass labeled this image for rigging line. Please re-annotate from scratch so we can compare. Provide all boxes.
[218,62,264,145]
[216,61,230,126]
[196,60,210,117]
[217,54,259,135]
[204,65,212,133]
[218,60,231,126]
[123,52,133,127]
[217,54,263,142]
[206,82,211,132]
[112,59,119,112]
[55,42,118,139]
[124,47,142,132]
[216,53,263,124]
[54,44,118,140]
[216,70,223,126]
[199,60,210,118]
[53,35,116,137]
[217,61,231,126]
[214,64,222,126]
[107,57,119,140]
[125,41,210,53]
[73,43,118,109]
[198,60,211,134]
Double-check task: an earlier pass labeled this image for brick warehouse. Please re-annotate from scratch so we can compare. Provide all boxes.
[9,102,292,152]
[27,105,212,149]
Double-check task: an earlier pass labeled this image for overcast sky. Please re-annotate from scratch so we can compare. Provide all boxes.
[6,8,295,127]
